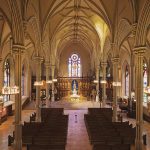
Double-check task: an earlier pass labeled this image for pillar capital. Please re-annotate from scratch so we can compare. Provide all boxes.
[133,46,146,55]
[12,44,25,54]
[110,42,116,50]
[101,62,107,67]
[45,61,50,68]
[111,42,115,46]
[51,64,56,69]
[33,56,44,63]
[111,57,119,63]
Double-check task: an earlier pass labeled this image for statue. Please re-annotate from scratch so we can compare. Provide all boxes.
[73,81,76,89]
[73,81,77,95]
[70,80,80,100]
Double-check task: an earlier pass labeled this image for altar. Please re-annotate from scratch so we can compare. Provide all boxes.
[70,94,80,101]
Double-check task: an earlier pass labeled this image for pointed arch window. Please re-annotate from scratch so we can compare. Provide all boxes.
[22,65,25,96]
[143,61,148,103]
[68,54,81,77]
[106,62,111,77]
[125,65,129,97]
[4,59,10,102]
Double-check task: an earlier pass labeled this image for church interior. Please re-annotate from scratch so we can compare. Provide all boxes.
[0,0,150,150]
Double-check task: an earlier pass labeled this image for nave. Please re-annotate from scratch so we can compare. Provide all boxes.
[0,101,150,150]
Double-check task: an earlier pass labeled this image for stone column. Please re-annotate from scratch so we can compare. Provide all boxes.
[130,52,135,93]
[34,56,43,122]
[112,57,119,122]
[96,65,100,102]
[134,47,146,150]
[0,57,3,92]
[0,57,3,125]
[45,62,50,107]
[129,52,135,109]
[51,65,55,102]
[12,45,24,150]
[101,62,107,107]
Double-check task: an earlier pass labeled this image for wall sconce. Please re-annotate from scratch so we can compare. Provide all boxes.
[93,80,98,83]
[52,79,57,82]
[112,82,121,87]
[100,80,107,84]
[34,81,44,86]
[46,80,53,84]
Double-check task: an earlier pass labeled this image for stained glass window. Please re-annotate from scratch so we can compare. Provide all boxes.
[125,65,129,97]
[106,62,111,77]
[22,65,25,96]
[3,59,10,102]
[68,54,81,77]
[143,61,148,103]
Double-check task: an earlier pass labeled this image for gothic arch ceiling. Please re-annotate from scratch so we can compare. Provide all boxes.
[41,0,111,58]
[120,40,131,57]
[25,0,140,61]
[147,26,150,48]
[0,13,11,48]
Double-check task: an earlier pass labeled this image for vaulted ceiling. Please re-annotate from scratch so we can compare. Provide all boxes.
[25,0,137,60]
[0,0,148,65]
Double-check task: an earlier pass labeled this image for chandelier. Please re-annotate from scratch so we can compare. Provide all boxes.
[112,82,121,87]
[34,81,44,86]
[2,86,19,95]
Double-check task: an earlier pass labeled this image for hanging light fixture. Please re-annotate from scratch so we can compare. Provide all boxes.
[34,81,44,86]
[100,80,107,84]
[2,86,19,95]
[52,79,57,82]
[46,80,53,84]
[112,81,121,87]
[93,80,98,83]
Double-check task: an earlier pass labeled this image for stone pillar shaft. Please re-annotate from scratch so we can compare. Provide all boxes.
[13,45,24,150]
[96,66,100,102]
[0,58,3,92]
[134,47,145,150]
[51,65,55,102]
[35,57,42,122]
[45,63,50,107]
[112,57,119,122]
[101,62,107,106]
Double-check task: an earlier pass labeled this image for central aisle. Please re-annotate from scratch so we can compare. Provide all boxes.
[65,110,92,150]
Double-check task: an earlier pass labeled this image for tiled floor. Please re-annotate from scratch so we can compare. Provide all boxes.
[0,100,150,150]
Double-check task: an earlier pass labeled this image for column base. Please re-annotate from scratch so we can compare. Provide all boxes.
[51,96,55,102]
[102,100,106,107]
[14,123,22,150]
[135,139,143,150]
[112,116,117,122]
[36,106,41,122]
[96,95,99,102]
[46,100,50,108]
